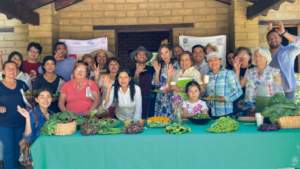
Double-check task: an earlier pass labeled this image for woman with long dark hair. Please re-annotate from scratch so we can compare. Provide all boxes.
[152,44,180,118]
[103,69,142,121]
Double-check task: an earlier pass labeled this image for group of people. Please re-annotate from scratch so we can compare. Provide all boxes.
[0,21,300,169]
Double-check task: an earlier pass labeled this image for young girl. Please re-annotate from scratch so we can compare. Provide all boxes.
[182,81,208,118]
[17,87,54,165]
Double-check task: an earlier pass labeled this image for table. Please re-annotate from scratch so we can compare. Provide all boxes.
[31,120,300,169]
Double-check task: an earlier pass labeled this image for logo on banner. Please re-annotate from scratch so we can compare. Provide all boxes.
[216,38,224,45]
[87,40,94,45]
[183,38,188,44]
[73,42,82,46]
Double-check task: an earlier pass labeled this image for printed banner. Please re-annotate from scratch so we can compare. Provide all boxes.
[59,37,108,60]
[179,35,227,66]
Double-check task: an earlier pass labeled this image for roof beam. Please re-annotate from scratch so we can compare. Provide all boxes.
[0,0,39,25]
[215,0,231,5]
[55,0,82,11]
[15,0,56,10]
[247,0,287,20]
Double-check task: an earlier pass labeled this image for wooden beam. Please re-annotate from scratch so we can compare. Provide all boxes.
[15,0,55,10]
[259,20,300,25]
[93,23,194,31]
[55,0,82,11]
[247,0,287,20]
[0,0,39,25]
[215,0,231,5]
[272,4,281,11]
[0,28,14,32]
[245,0,259,3]
[287,0,296,3]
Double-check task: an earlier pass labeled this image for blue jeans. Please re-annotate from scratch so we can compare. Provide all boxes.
[0,125,25,169]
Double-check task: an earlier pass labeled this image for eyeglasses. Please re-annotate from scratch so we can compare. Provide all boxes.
[29,50,39,54]
[237,54,248,58]
[75,68,86,72]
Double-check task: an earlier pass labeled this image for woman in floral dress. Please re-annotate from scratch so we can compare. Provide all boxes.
[152,44,180,119]
[233,47,281,112]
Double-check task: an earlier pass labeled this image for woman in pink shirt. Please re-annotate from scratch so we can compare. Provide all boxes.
[58,62,101,116]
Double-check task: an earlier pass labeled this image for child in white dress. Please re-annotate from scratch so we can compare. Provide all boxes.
[182,81,208,118]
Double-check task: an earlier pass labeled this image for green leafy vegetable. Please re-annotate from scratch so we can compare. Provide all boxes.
[190,113,211,119]
[207,117,238,133]
[163,123,191,135]
[98,127,122,134]
[261,93,299,124]
[97,118,121,128]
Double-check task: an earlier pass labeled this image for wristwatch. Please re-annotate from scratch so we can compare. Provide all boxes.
[281,30,288,37]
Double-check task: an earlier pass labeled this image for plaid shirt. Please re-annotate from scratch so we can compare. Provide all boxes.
[204,67,242,116]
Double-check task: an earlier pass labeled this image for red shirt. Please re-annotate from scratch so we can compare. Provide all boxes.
[60,80,99,114]
[23,60,42,83]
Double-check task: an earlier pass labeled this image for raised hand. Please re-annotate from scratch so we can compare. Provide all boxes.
[167,63,175,77]
[135,63,147,77]
[161,39,169,45]
[0,106,6,113]
[17,105,30,119]
[0,50,2,57]
[153,60,161,72]
[93,64,100,78]
[275,20,285,35]
[233,56,242,70]
[104,75,112,89]
[54,49,65,61]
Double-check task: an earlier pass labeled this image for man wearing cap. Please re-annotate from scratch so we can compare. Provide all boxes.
[130,46,155,118]
[192,44,210,75]
[204,51,242,119]
[38,42,77,81]
[267,20,300,101]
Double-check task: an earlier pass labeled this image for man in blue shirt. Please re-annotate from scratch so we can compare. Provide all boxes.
[39,42,77,81]
[267,20,300,101]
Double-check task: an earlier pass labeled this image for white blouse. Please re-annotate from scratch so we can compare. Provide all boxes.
[103,85,142,121]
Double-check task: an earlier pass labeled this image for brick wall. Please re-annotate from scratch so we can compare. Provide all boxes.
[118,31,169,69]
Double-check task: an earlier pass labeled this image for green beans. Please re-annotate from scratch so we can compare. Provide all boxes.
[207,117,239,133]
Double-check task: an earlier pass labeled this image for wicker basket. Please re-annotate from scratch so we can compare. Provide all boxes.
[297,110,300,116]
[277,116,300,129]
[54,121,77,136]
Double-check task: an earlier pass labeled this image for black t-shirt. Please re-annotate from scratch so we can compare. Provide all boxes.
[0,80,28,127]
[130,66,155,96]
[33,75,64,113]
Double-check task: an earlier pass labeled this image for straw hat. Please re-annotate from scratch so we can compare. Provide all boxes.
[205,43,219,52]
[90,49,113,58]
[130,46,152,62]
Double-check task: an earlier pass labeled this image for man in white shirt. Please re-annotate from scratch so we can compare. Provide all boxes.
[192,45,210,75]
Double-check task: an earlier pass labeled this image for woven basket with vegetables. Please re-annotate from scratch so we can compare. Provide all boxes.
[262,93,300,129]
[40,110,85,136]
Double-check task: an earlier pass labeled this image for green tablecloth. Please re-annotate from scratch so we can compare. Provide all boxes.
[31,120,300,169]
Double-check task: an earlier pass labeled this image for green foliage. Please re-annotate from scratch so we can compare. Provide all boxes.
[261,93,299,124]
[190,113,211,119]
[207,117,238,133]
[163,123,191,135]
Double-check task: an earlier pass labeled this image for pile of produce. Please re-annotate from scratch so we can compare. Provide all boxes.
[207,117,238,133]
[189,113,211,119]
[147,117,171,128]
[98,118,121,128]
[122,121,144,134]
[163,123,191,135]
[98,128,122,134]
[261,93,299,124]
[124,119,144,126]
[80,111,100,136]
[257,124,280,132]
[41,110,85,135]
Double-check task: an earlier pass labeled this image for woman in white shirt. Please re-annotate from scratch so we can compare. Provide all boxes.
[7,51,32,90]
[103,69,142,121]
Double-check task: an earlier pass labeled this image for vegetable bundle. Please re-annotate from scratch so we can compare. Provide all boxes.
[257,124,280,132]
[261,93,299,124]
[163,123,191,135]
[190,113,211,119]
[40,110,84,136]
[122,121,144,134]
[207,117,238,133]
